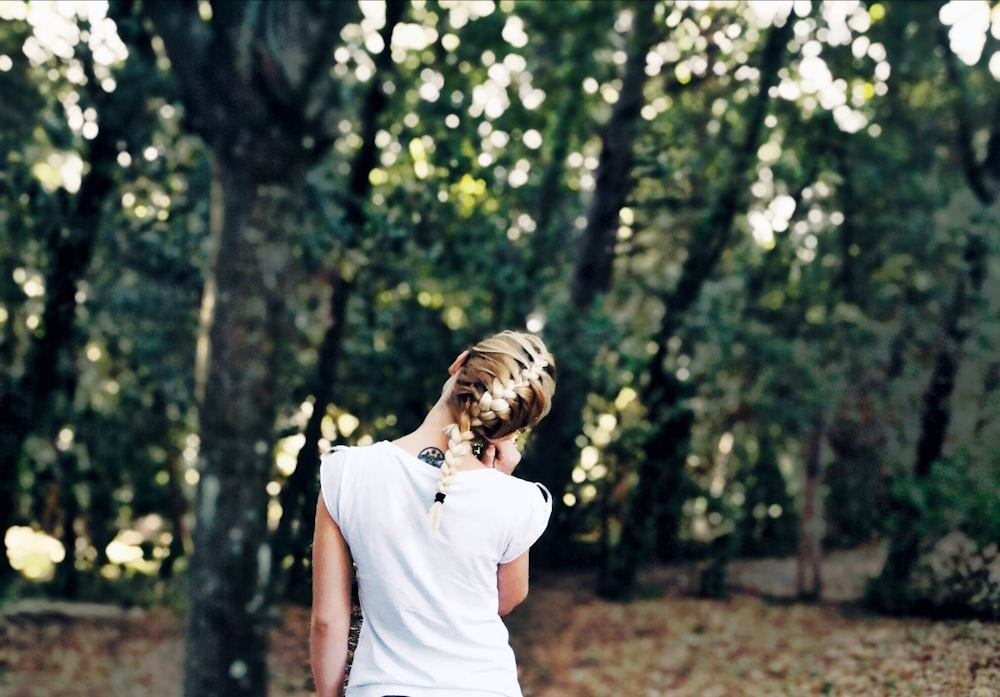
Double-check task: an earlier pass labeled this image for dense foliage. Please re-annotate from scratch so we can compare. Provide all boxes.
[1,0,999,692]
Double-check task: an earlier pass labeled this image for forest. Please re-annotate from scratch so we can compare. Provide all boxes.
[1,0,999,696]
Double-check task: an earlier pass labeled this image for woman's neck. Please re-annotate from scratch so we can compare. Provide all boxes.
[394,404,485,471]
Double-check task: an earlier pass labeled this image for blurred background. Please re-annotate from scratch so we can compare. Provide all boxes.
[1,0,998,695]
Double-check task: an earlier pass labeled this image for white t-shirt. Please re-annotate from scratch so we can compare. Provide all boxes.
[319,440,552,697]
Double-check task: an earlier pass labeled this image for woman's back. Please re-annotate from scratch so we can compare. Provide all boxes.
[319,440,550,696]
[310,330,556,697]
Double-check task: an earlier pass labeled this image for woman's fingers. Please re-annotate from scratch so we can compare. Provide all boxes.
[493,440,521,475]
[478,440,519,474]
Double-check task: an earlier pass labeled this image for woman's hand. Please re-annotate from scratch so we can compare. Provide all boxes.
[482,438,521,475]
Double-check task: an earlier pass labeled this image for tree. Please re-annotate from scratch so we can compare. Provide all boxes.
[3,0,998,626]
[140,2,358,694]
[269,0,408,604]
[528,0,658,564]
[0,0,166,595]
[870,0,999,614]
[599,13,794,600]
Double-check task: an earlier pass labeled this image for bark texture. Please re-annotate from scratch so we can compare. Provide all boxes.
[144,2,357,695]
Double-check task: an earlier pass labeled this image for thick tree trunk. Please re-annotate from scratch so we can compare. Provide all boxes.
[568,5,651,310]
[870,23,996,615]
[913,30,997,476]
[143,4,357,693]
[520,5,618,318]
[154,388,191,578]
[905,236,987,513]
[51,451,81,597]
[598,370,692,598]
[184,165,293,697]
[270,272,352,603]
[914,278,967,478]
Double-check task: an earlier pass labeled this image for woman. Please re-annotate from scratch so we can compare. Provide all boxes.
[310,330,557,697]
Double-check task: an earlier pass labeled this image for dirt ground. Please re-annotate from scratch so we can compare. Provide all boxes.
[2,544,997,697]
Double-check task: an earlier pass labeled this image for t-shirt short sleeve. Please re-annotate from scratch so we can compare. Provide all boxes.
[318,447,349,526]
[499,482,552,564]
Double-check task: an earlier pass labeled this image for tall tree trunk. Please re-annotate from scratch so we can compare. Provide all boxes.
[913,31,998,477]
[155,389,191,578]
[872,26,997,614]
[269,0,406,604]
[0,47,124,590]
[184,164,290,697]
[528,0,657,564]
[270,272,352,603]
[567,5,652,312]
[914,268,974,477]
[143,3,356,694]
[598,17,793,599]
[796,415,825,600]
[873,239,989,613]
[598,369,693,598]
[52,451,81,597]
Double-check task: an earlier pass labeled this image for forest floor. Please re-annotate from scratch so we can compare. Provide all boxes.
[1,542,998,697]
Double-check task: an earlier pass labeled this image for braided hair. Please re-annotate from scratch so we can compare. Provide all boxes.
[428,331,556,530]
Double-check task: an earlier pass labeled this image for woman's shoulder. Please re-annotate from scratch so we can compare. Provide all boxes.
[493,476,552,560]
[323,440,395,459]
[320,442,395,477]
[489,472,551,508]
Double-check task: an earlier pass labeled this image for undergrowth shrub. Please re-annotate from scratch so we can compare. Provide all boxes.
[866,457,1000,619]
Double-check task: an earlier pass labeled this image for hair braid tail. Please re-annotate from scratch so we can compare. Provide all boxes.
[428,419,473,530]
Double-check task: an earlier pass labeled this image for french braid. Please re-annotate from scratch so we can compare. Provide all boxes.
[428,416,473,530]
[428,331,556,530]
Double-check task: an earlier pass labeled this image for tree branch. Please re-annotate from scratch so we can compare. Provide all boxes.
[144,0,357,179]
[652,16,793,355]
[938,22,996,204]
[570,1,659,308]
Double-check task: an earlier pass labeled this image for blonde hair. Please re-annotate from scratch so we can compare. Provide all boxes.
[428,331,556,530]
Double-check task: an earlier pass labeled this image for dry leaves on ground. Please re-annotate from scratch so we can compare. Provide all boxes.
[1,547,997,697]
[507,547,998,697]
[508,587,999,697]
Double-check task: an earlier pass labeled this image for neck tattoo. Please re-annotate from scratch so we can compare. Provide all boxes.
[471,439,486,460]
[417,446,445,468]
